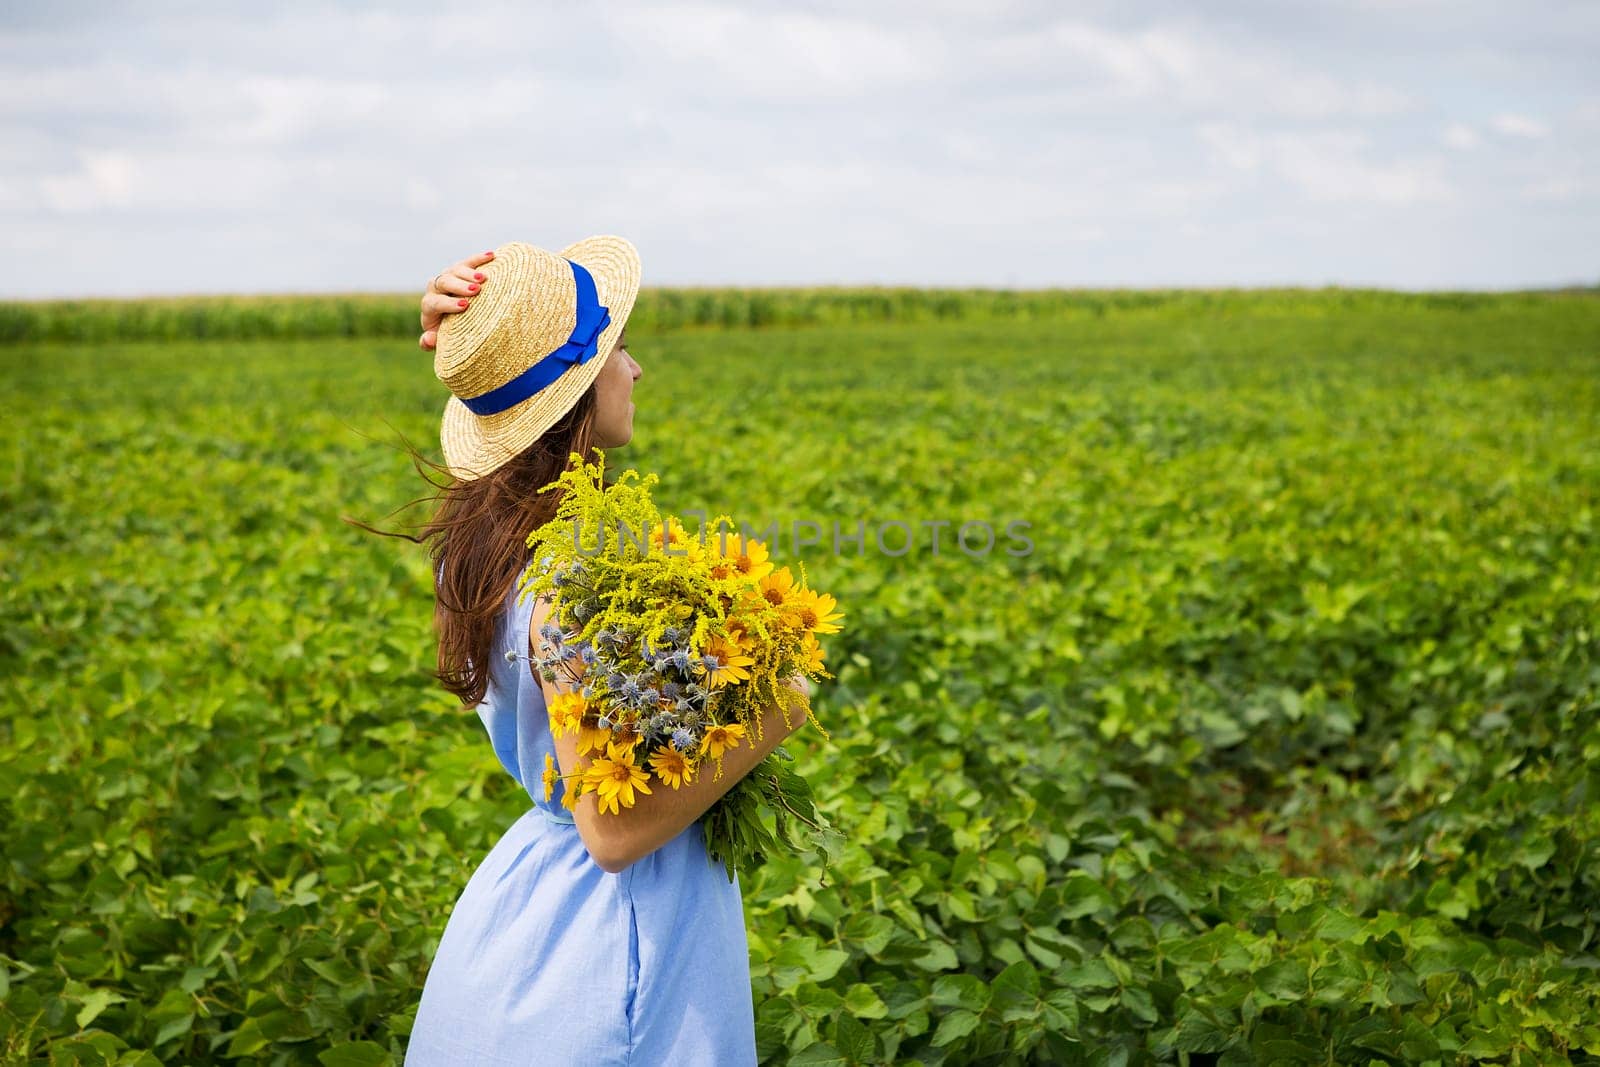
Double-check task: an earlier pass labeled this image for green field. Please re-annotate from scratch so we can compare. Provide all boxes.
[2,290,1598,1064]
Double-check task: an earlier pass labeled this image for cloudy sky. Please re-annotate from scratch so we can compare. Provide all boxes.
[2,0,1597,296]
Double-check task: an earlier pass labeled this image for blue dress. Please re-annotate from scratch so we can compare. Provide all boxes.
[405,561,758,1065]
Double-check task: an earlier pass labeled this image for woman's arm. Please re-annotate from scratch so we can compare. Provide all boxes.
[529,595,809,874]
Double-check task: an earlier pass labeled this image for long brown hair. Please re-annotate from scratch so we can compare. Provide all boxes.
[346,387,602,708]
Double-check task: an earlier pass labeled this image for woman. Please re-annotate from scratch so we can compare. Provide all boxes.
[398,238,807,1064]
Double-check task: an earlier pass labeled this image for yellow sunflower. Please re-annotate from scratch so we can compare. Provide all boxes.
[541,753,559,803]
[709,532,775,583]
[757,566,799,614]
[799,632,826,671]
[698,721,747,761]
[584,742,653,815]
[575,715,611,758]
[608,717,643,756]
[724,617,758,653]
[786,588,844,635]
[649,747,695,790]
[649,515,702,560]
[547,692,587,738]
[698,635,755,688]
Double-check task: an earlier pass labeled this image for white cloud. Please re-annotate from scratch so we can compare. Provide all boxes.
[1489,113,1549,139]
[404,178,443,211]
[1442,122,1480,150]
[612,4,935,99]
[38,150,140,213]
[1521,175,1597,202]
[1198,123,1456,206]
[978,17,1414,120]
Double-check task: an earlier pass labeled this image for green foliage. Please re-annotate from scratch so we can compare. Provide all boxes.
[1,290,1598,1063]
[2,286,1590,344]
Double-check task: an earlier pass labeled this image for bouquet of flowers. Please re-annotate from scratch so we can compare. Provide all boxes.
[519,450,843,881]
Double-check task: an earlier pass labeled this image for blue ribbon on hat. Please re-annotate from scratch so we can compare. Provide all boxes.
[460,259,612,416]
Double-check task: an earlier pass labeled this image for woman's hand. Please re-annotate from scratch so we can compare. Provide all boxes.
[419,250,496,351]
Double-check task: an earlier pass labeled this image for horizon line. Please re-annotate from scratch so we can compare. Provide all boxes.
[4,280,1598,303]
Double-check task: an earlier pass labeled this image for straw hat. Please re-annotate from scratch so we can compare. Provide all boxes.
[435,235,641,481]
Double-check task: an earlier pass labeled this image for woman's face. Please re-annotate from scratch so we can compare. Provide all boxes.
[591,328,642,448]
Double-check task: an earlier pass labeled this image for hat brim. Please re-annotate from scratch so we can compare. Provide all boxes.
[440,235,641,481]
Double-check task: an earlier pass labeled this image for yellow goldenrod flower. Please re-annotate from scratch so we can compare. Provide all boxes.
[698,722,747,761]
[649,747,695,790]
[584,742,653,815]
[699,635,755,688]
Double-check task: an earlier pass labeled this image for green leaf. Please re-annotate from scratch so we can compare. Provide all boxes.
[992,960,1042,1023]
[1253,959,1307,1002]
[807,948,850,984]
[1061,959,1118,991]
[1120,984,1157,1024]
[841,983,888,1020]
[840,912,895,957]
[225,1018,271,1058]
[931,1009,980,1048]
[75,988,125,1030]
[1059,872,1117,919]
[317,1041,393,1067]
[789,1041,846,1067]
[913,941,959,972]
[931,973,991,1013]
[154,1014,195,1046]
[832,1013,876,1064]
[1167,1002,1237,1054]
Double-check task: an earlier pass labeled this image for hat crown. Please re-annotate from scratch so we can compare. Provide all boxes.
[433,241,583,400]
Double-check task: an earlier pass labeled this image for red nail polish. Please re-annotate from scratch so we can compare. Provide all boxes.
[468,284,479,292]
[458,299,469,308]
[484,251,495,256]
[473,272,485,281]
